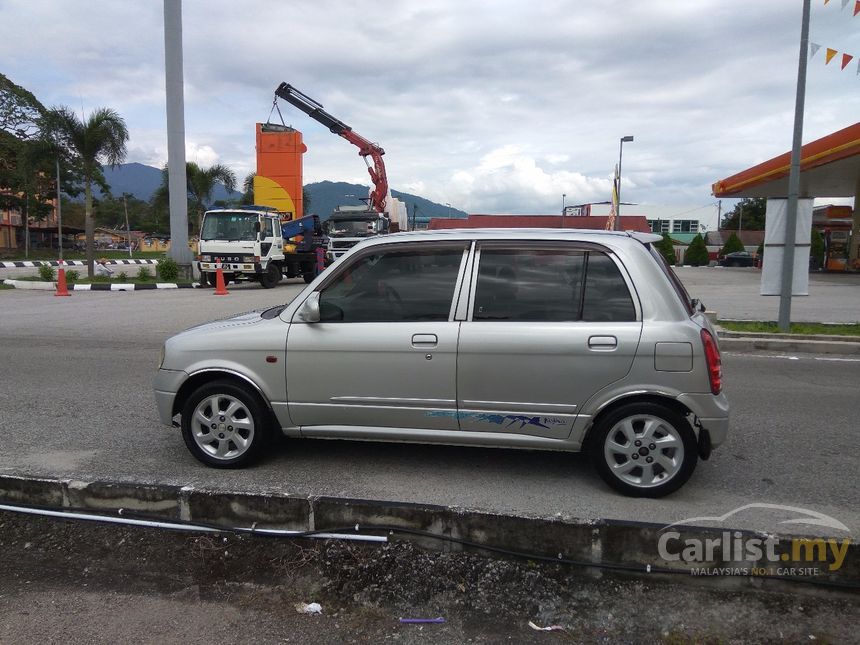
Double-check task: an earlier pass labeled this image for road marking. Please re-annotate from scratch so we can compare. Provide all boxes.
[725,352,860,363]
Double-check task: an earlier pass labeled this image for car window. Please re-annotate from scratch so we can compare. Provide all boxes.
[474,248,586,321]
[319,244,466,322]
[473,247,635,322]
[581,253,637,322]
[263,218,274,238]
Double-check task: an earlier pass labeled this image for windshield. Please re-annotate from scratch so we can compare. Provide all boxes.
[324,218,377,237]
[200,212,258,241]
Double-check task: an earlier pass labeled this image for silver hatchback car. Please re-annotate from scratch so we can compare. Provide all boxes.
[154,229,728,497]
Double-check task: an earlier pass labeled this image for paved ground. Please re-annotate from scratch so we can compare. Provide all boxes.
[0,279,857,536]
[675,266,860,323]
[5,264,860,321]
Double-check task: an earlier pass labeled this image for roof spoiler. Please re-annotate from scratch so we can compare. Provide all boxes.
[628,231,662,244]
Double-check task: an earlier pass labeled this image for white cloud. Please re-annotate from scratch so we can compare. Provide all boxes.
[436,147,613,213]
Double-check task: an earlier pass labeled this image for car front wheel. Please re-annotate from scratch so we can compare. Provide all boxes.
[180,380,271,468]
[590,402,698,498]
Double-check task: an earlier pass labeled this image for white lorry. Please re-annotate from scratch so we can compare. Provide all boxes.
[196,206,324,288]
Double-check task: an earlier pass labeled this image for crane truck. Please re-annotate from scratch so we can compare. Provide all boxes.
[274,83,408,261]
[197,206,324,288]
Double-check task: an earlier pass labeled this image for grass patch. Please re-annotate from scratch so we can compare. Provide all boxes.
[0,282,13,290]
[719,320,860,336]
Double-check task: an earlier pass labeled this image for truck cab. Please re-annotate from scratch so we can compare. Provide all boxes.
[323,206,390,262]
[197,206,320,288]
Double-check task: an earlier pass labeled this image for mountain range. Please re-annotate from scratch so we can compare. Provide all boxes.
[100,163,468,221]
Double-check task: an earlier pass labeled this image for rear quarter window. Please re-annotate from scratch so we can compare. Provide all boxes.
[648,244,694,315]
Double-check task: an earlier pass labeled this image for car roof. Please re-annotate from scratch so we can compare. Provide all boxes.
[372,228,662,246]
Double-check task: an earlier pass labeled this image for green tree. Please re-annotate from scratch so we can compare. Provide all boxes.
[684,233,710,266]
[720,232,745,256]
[656,233,677,265]
[721,197,766,231]
[48,107,129,277]
[153,161,237,234]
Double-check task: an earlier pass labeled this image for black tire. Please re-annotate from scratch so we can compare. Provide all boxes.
[180,380,272,468]
[303,271,315,284]
[589,402,698,498]
[260,262,282,289]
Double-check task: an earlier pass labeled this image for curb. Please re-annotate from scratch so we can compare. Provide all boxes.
[0,259,158,268]
[2,279,199,291]
[0,474,855,588]
[716,329,860,355]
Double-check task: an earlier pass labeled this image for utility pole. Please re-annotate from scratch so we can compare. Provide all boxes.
[738,205,743,234]
[123,194,132,258]
[56,156,63,260]
[716,200,721,232]
[779,0,810,332]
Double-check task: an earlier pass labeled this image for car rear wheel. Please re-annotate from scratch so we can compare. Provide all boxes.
[590,402,698,498]
[181,380,271,468]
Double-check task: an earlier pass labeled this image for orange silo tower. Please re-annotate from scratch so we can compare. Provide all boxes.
[255,123,307,219]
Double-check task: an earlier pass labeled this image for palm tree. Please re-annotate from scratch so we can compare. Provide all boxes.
[48,107,128,277]
[155,162,237,235]
[241,172,255,205]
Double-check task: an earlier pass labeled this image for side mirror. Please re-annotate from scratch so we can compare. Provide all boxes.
[294,292,321,323]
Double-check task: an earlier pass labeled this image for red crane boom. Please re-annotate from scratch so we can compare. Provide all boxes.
[274,83,388,214]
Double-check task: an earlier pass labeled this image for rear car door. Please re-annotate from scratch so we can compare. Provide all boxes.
[286,242,468,430]
[456,242,643,439]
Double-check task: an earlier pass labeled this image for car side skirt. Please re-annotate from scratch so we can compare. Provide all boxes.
[294,425,584,452]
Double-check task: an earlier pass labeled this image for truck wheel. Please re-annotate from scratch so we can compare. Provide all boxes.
[303,272,315,284]
[260,263,281,289]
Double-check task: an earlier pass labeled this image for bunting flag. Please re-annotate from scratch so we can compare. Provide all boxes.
[814,43,859,76]
[605,165,619,231]
[855,0,860,16]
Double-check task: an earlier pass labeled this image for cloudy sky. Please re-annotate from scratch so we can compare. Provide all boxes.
[1,0,858,216]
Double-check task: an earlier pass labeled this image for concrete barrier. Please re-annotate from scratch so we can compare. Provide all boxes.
[0,474,855,589]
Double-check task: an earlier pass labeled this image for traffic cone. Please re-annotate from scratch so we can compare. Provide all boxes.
[213,267,229,296]
[55,261,71,297]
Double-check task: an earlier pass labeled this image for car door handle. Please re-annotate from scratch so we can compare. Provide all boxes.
[588,335,617,350]
[412,334,438,348]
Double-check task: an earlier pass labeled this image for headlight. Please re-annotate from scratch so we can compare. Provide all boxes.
[158,344,166,369]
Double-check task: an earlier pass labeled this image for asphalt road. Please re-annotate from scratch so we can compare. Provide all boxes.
[0,280,858,536]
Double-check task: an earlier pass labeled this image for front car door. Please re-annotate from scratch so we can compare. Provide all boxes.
[456,242,643,439]
[286,241,469,431]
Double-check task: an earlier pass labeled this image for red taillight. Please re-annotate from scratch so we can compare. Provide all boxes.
[701,328,722,395]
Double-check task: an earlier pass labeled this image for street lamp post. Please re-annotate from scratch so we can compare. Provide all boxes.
[562,193,566,228]
[616,135,634,231]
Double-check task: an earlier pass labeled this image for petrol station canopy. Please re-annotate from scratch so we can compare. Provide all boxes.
[712,122,860,199]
